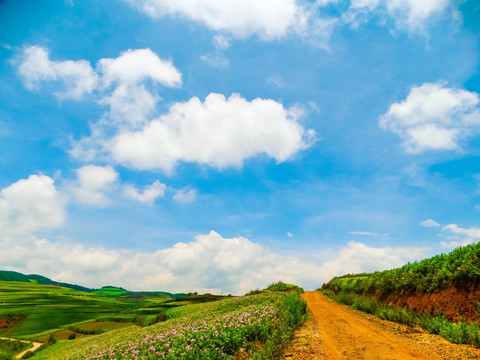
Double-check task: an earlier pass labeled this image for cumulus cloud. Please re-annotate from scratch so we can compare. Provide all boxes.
[0,230,428,294]
[70,165,118,207]
[124,0,311,40]
[0,231,322,294]
[423,223,480,248]
[344,0,451,32]
[17,45,98,99]
[420,219,441,228]
[106,93,316,172]
[319,241,427,276]
[17,47,181,129]
[18,47,313,172]
[123,0,453,41]
[0,175,66,235]
[443,224,480,239]
[173,188,197,203]
[98,49,182,128]
[379,82,480,153]
[123,180,167,205]
[98,48,182,88]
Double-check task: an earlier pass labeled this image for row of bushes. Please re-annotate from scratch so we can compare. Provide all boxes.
[253,291,308,359]
[323,290,480,347]
[324,242,480,296]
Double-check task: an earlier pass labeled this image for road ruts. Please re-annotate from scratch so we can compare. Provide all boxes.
[301,291,442,360]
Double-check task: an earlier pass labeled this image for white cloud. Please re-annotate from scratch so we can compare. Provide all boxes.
[201,35,231,68]
[98,48,182,88]
[213,35,230,49]
[98,48,182,129]
[344,0,451,32]
[18,47,314,172]
[0,175,66,235]
[440,239,473,249]
[123,180,167,205]
[350,230,378,236]
[0,231,324,294]
[420,219,441,228]
[17,47,182,130]
[124,0,311,40]
[173,188,197,203]
[71,165,118,207]
[443,224,480,239]
[106,93,316,172]
[379,82,480,153]
[386,0,450,31]
[287,232,293,238]
[0,230,429,294]
[17,46,98,99]
[200,53,230,69]
[319,241,427,276]
[427,223,480,249]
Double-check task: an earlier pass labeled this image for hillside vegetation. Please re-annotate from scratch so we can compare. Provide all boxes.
[28,283,306,360]
[0,271,94,293]
[324,242,480,297]
[322,242,480,347]
[0,280,220,347]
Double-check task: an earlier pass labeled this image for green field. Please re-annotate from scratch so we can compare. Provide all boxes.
[0,338,33,359]
[0,279,306,359]
[30,288,306,360]
[0,281,190,341]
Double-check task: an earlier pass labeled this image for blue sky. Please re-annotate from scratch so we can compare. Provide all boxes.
[0,0,479,294]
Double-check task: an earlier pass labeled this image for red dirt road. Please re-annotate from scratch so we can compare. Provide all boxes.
[292,292,444,360]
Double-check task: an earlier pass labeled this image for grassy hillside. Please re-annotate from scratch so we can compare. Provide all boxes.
[0,281,136,338]
[93,286,186,300]
[0,271,94,293]
[322,242,480,347]
[30,287,306,360]
[324,242,480,297]
[0,281,195,342]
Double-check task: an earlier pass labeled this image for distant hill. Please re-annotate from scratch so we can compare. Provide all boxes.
[0,270,95,292]
[94,286,186,299]
[0,270,187,299]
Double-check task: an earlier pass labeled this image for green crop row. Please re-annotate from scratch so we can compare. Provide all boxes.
[32,290,306,360]
[323,242,480,296]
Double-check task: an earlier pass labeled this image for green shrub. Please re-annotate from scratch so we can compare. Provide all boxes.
[322,242,480,297]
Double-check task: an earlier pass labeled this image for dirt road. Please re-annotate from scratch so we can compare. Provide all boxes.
[286,291,480,360]
[0,336,42,359]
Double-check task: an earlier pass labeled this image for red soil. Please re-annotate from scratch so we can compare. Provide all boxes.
[384,284,480,322]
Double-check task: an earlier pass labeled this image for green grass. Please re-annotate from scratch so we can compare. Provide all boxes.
[0,338,33,359]
[0,281,171,338]
[0,280,238,344]
[30,290,307,360]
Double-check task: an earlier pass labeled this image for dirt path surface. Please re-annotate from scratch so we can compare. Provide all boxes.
[286,292,480,360]
[0,336,42,359]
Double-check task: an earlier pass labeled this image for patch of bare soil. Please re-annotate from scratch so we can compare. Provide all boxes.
[0,314,26,334]
[385,285,480,322]
[285,292,480,360]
